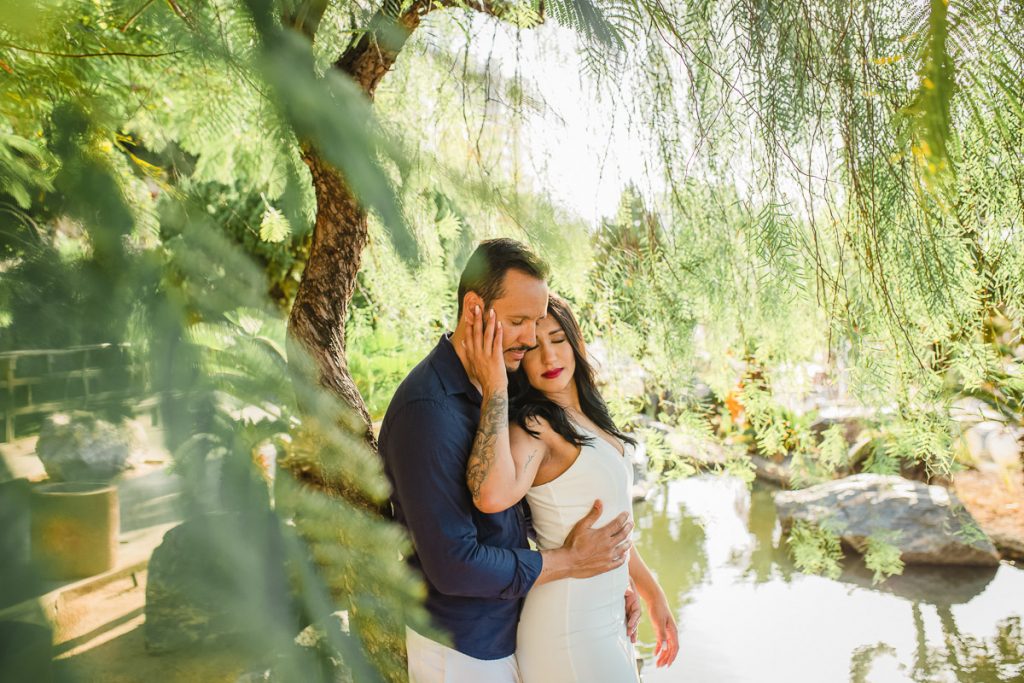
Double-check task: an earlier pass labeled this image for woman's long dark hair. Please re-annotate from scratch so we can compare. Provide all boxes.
[510,294,636,450]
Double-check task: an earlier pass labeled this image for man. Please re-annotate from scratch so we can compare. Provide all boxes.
[379,238,637,682]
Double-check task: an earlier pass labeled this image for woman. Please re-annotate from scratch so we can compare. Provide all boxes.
[462,294,678,682]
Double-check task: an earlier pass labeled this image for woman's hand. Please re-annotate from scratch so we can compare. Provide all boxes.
[647,593,679,668]
[462,305,507,397]
[625,579,642,643]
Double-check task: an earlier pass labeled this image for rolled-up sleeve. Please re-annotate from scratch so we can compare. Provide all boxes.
[385,399,542,600]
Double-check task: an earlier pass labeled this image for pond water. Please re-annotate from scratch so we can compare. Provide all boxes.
[631,475,1024,683]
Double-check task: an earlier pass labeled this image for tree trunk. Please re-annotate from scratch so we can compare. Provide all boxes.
[284,3,430,497]
[285,0,513,498]
[287,150,375,441]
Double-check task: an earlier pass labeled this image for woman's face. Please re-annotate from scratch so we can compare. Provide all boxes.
[522,314,576,394]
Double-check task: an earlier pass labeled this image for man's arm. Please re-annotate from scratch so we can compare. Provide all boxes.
[462,308,547,513]
[385,400,633,598]
[467,390,548,513]
[385,399,541,599]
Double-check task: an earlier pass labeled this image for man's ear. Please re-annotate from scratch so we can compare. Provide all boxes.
[462,292,483,323]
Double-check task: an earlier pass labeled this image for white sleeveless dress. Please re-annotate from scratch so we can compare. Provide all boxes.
[516,426,640,683]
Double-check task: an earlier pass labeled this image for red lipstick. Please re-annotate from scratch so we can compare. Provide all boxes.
[541,368,563,379]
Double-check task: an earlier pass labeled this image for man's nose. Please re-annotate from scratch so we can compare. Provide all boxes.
[521,321,538,349]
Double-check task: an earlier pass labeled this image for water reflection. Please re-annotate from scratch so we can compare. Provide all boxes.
[632,476,1024,683]
[849,613,1024,683]
[741,485,796,585]
[634,489,709,608]
[839,556,997,606]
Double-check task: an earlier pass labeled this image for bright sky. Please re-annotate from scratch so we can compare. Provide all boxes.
[459,18,657,226]
[452,16,835,228]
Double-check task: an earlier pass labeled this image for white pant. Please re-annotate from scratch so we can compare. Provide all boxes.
[406,626,521,683]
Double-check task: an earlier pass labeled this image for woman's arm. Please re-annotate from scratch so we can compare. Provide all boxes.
[628,547,680,668]
[463,306,547,513]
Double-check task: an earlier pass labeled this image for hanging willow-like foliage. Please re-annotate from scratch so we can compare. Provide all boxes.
[1,0,1022,679]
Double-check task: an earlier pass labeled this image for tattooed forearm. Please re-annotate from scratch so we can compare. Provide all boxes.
[467,389,509,501]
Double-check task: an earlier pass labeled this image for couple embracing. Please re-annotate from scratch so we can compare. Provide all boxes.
[379,238,679,682]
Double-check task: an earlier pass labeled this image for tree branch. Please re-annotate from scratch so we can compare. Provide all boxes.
[0,41,181,59]
[436,0,509,19]
[332,0,432,97]
[284,0,329,39]
[120,0,158,31]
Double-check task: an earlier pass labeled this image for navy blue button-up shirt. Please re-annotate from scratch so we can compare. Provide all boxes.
[378,334,543,660]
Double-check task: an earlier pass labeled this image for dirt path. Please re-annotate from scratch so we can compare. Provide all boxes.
[57,624,251,682]
[51,566,252,682]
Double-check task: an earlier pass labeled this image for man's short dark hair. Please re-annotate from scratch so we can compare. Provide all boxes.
[457,238,549,317]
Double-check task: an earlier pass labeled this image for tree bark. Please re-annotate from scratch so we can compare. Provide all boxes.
[288,150,375,437]
[334,4,429,98]
[284,2,431,492]
[285,0,517,496]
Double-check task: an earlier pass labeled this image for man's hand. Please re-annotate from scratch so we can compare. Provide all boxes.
[536,500,632,584]
[625,580,641,643]
[562,500,632,578]
[461,306,508,397]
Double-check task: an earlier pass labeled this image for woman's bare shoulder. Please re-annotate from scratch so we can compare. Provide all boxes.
[510,417,553,451]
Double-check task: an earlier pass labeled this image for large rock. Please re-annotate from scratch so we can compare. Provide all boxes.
[35,411,133,482]
[774,474,1000,567]
[950,396,1007,425]
[625,417,733,496]
[145,516,239,653]
[960,420,1023,471]
[809,415,864,445]
[145,513,293,653]
[632,417,728,469]
[988,530,1024,562]
[750,453,794,487]
[751,435,875,487]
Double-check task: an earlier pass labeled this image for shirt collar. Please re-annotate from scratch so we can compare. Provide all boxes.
[431,333,482,402]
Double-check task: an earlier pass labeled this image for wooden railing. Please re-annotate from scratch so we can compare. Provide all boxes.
[0,344,148,443]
